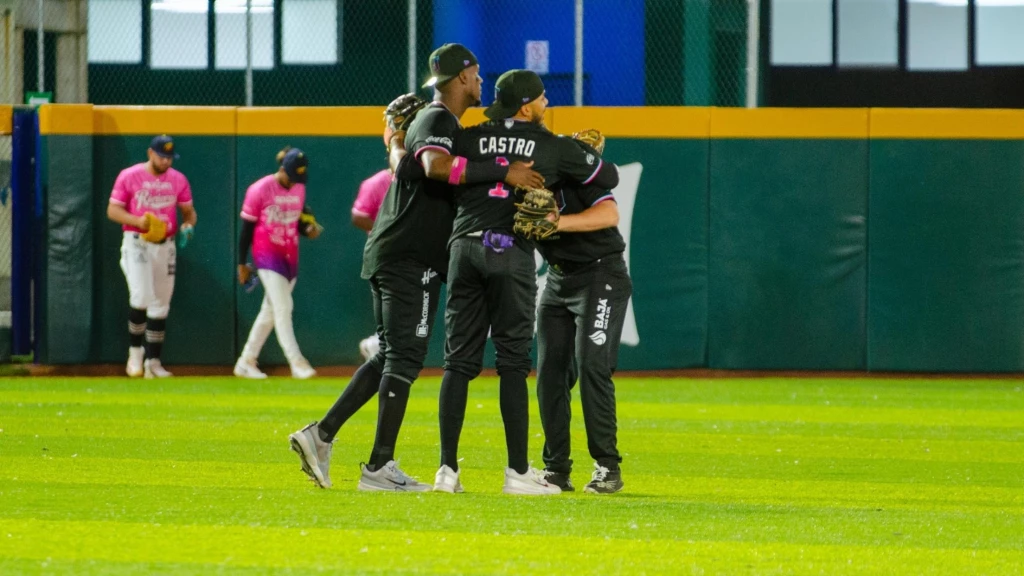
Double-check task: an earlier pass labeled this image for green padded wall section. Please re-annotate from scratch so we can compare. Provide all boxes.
[868,140,1024,372]
[38,135,94,364]
[709,139,868,369]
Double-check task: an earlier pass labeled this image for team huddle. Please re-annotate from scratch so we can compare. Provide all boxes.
[107,43,632,495]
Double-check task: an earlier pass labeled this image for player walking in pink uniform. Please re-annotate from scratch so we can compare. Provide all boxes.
[351,168,392,361]
[234,147,321,380]
[107,135,197,379]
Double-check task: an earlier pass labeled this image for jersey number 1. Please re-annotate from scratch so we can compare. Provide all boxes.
[488,157,510,198]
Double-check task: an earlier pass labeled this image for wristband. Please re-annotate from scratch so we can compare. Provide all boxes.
[448,156,467,185]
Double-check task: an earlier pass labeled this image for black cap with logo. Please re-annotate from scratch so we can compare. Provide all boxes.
[281,148,308,184]
[422,43,479,89]
[150,134,179,159]
[483,70,545,120]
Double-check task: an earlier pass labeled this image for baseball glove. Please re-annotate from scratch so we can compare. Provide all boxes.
[513,187,560,240]
[572,128,606,155]
[140,212,167,243]
[299,206,323,238]
[384,93,429,150]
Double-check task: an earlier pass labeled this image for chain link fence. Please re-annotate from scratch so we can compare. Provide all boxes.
[79,0,756,108]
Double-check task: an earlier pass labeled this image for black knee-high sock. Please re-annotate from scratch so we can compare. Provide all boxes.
[145,318,166,360]
[368,374,412,469]
[128,308,146,348]
[318,361,383,442]
[439,370,471,472]
[499,373,530,474]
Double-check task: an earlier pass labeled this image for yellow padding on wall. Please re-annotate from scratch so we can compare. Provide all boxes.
[94,106,236,135]
[38,104,94,135]
[871,108,1024,139]
[0,106,11,135]
[553,107,710,138]
[712,108,869,139]
[237,107,384,136]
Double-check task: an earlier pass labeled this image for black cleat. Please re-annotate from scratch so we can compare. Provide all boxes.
[584,464,623,494]
[541,470,574,492]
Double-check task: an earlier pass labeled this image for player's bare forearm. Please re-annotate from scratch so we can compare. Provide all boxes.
[388,131,407,173]
[179,204,197,228]
[351,212,374,232]
[556,200,618,233]
[421,151,543,188]
[421,149,456,183]
[107,203,146,229]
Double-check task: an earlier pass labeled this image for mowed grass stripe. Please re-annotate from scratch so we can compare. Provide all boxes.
[3,454,1022,508]
[5,424,1024,466]
[5,411,1021,443]
[4,390,1022,427]
[4,474,1022,522]
[1,518,1022,575]
[3,376,1020,409]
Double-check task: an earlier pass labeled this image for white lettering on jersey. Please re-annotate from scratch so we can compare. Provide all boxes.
[479,137,536,158]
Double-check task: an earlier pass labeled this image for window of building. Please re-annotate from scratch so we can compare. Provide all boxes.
[215,0,274,69]
[838,0,898,67]
[771,0,833,65]
[282,0,340,65]
[151,0,208,69]
[907,0,968,70]
[976,0,1024,65]
[88,0,143,64]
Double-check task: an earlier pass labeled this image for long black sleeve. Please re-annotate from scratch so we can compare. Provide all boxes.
[238,220,255,265]
[588,161,620,191]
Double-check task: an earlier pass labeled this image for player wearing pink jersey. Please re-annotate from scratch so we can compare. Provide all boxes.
[107,135,197,379]
[351,168,392,361]
[234,147,321,380]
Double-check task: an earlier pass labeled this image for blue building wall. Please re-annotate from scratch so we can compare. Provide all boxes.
[432,0,644,106]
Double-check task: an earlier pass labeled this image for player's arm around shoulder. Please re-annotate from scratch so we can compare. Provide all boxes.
[558,137,619,190]
[555,193,618,233]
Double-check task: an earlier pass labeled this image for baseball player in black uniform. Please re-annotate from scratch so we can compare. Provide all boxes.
[289,45,541,492]
[434,69,620,495]
[534,139,631,494]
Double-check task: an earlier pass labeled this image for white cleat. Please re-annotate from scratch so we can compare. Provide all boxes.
[143,358,173,379]
[502,467,561,495]
[233,356,268,379]
[357,460,432,492]
[126,346,144,378]
[290,358,316,380]
[359,335,380,361]
[288,421,333,489]
[433,465,464,493]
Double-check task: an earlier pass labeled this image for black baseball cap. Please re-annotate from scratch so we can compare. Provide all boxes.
[150,135,179,159]
[281,148,308,184]
[422,43,479,89]
[484,70,545,120]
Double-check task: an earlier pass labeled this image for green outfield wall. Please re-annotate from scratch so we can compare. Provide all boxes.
[30,105,1024,372]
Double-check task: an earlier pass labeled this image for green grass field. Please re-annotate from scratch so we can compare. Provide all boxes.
[0,375,1021,575]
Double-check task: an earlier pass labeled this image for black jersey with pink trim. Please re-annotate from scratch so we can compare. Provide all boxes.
[361,103,459,280]
[450,119,618,244]
[537,181,625,267]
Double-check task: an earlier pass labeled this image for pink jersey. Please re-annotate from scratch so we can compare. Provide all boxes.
[109,163,193,235]
[352,169,392,223]
[241,174,306,280]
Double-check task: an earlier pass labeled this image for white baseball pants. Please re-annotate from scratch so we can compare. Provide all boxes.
[240,269,304,364]
[119,232,176,319]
